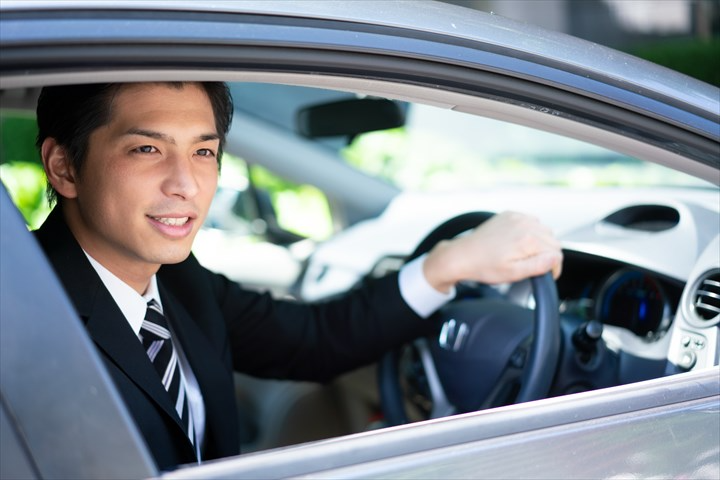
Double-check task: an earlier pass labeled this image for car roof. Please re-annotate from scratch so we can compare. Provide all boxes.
[1,0,718,119]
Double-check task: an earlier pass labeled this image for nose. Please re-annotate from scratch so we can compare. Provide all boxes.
[161,153,200,200]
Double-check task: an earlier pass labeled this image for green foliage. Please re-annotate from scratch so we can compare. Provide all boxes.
[0,161,51,229]
[1,111,41,165]
[249,164,333,240]
[0,111,49,229]
[342,127,493,190]
[628,38,720,86]
[249,163,298,193]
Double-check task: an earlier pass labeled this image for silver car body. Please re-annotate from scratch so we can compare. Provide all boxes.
[1,1,718,479]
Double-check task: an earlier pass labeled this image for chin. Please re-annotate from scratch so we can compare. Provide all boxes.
[152,248,193,266]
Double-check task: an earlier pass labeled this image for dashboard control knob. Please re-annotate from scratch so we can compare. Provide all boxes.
[572,320,604,364]
[572,320,603,349]
[677,350,697,371]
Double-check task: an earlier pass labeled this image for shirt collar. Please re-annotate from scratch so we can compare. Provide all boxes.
[83,251,163,338]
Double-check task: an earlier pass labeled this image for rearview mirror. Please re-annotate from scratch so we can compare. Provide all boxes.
[296,98,405,139]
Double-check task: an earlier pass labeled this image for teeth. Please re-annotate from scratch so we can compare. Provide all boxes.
[153,217,189,226]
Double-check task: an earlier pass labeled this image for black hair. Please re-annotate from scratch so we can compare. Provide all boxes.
[35,82,234,205]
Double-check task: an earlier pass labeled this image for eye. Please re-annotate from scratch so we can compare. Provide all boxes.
[133,145,158,154]
[196,148,216,158]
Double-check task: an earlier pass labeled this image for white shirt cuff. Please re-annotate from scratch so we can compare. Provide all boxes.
[398,254,456,318]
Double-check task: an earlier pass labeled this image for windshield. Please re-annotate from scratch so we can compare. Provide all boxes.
[341,103,714,191]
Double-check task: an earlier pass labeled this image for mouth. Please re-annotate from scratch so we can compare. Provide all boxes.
[147,213,197,238]
[150,216,190,226]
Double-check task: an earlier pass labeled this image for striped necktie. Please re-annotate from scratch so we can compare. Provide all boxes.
[140,299,196,447]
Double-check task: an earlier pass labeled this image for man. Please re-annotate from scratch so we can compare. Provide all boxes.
[34,81,562,471]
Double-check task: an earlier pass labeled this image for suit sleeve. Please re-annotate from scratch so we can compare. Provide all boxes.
[161,253,435,383]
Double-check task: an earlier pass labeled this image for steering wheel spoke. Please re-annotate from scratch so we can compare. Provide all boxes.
[414,338,456,419]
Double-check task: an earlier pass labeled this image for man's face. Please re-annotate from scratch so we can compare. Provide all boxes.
[65,83,220,285]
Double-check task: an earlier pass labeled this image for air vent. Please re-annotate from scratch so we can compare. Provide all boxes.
[603,205,680,232]
[689,270,720,327]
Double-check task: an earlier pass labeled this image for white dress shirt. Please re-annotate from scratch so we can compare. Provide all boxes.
[399,254,456,317]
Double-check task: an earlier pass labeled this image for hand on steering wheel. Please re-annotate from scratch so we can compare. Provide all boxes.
[379,212,561,426]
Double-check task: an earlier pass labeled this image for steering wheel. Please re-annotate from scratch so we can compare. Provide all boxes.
[379,212,560,426]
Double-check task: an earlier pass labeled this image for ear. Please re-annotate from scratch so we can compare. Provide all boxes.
[41,138,78,199]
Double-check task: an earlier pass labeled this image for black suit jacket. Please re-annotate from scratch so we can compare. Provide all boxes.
[35,208,432,471]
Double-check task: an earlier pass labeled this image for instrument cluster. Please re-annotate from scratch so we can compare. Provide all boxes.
[558,251,683,341]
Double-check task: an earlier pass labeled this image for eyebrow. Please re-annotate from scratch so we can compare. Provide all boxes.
[123,128,220,144]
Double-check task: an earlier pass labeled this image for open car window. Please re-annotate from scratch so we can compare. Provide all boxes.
[2,74,719,479]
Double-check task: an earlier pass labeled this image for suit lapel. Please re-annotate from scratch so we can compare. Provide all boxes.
[35,209,189,438]
[84,292,185,429]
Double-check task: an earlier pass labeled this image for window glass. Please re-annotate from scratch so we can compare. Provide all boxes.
[341,104,712,191]
[249,163,333,241]
[0,110,50,229]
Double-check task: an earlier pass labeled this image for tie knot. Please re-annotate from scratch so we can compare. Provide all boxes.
[141,300,170,341]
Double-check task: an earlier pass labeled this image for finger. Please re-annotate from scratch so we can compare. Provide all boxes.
[550,251,563,279]
[510,251,563,282]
